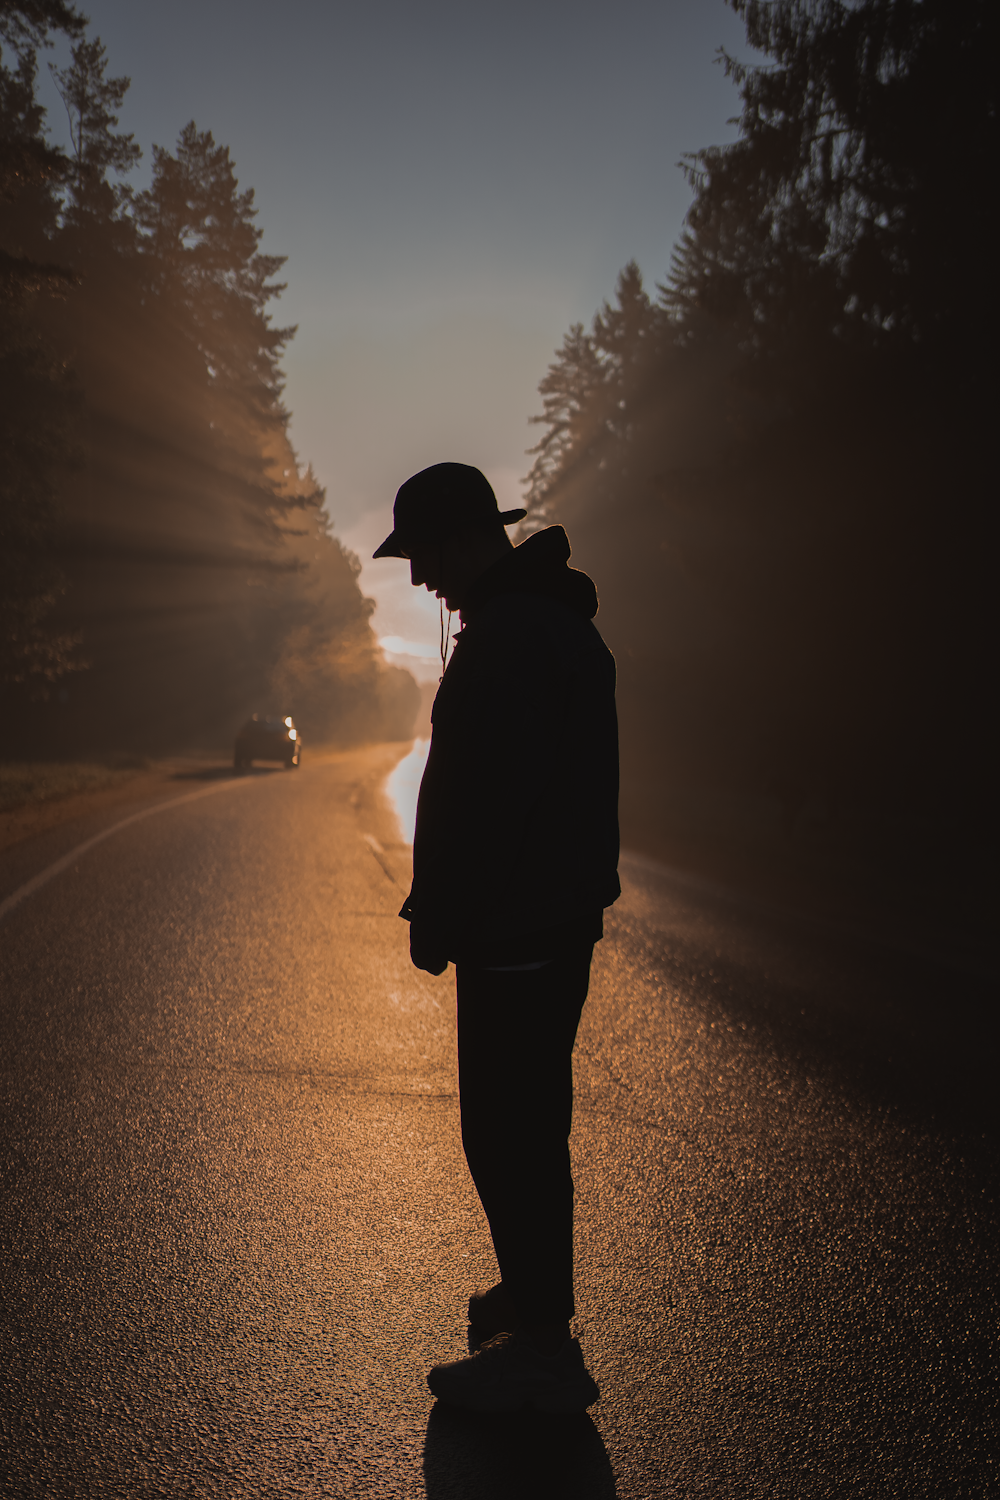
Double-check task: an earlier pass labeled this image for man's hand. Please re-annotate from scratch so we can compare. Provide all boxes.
[409,924,449,976]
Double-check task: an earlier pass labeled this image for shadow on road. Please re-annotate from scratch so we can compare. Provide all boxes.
[423,1403,616,1499]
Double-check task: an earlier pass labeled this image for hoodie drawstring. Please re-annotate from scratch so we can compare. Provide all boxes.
[439,596,454,681]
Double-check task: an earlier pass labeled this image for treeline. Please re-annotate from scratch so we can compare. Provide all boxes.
[527,0,995,913]
[0,1,418,755]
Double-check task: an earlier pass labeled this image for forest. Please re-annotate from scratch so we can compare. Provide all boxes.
[525,0,994,920]
[0,0,419,756]
[1,0,994,921]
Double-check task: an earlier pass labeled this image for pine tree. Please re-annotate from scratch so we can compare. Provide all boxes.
[3,19,419,752]
[0,0,83,216]
[0,0,85,691]
[134,124,292,437]
[670,0,997,372]
[49,35,140,223]
[526,0,996,903]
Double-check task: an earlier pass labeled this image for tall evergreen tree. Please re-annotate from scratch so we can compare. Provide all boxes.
[50,35,140,223]
[1,26,418,754]
[527,0,996,909]
[134,124,291,433]
[672,0,996,367]
[0,0,85,692]
[0,0,83,220]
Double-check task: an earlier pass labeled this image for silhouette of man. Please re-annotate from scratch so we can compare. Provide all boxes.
[373,462,619,1412]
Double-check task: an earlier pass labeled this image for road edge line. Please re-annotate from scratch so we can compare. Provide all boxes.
[0,776,255,925]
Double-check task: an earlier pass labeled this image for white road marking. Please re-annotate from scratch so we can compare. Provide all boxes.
[361,832,400,887]
[0,776,255,925]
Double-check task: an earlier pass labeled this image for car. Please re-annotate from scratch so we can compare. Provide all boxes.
[233,714,302,770]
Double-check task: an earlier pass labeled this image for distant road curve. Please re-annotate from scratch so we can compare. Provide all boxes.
[0,774,255,926]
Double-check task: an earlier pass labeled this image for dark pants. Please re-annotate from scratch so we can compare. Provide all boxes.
[455,946,593,1325]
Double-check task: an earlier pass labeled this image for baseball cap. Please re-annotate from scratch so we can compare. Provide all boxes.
[372,463,527,559]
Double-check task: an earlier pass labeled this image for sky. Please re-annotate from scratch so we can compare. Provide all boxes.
[38,0,757,680]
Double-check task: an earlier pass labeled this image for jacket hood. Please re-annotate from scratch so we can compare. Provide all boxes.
[460,525,598,621]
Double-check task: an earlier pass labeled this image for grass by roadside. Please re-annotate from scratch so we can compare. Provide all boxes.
[0,760,149,815]
[0,756,223,858]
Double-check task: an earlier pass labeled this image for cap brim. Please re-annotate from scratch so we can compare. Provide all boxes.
[372,531,408,559]
[372,508,527,559]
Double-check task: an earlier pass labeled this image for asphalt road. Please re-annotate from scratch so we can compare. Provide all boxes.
[0,747,995,1499]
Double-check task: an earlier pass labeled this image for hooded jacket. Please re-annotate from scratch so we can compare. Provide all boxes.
[400,525,620,964]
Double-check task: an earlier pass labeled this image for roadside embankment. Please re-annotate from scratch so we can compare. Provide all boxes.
[1,760,149,813]
[0,756,233,856]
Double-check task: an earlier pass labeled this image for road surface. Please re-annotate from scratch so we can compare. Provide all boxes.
[0,746,994,1498]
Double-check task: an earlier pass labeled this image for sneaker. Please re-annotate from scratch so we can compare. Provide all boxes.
[467,1281,517,1341]
[427,1331,600,1414]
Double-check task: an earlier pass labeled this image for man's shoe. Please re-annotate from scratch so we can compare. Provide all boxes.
[468,1281,517,1341]
[427,1331,600,1414]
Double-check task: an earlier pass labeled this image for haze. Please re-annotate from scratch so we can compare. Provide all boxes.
[38,0,757,670]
